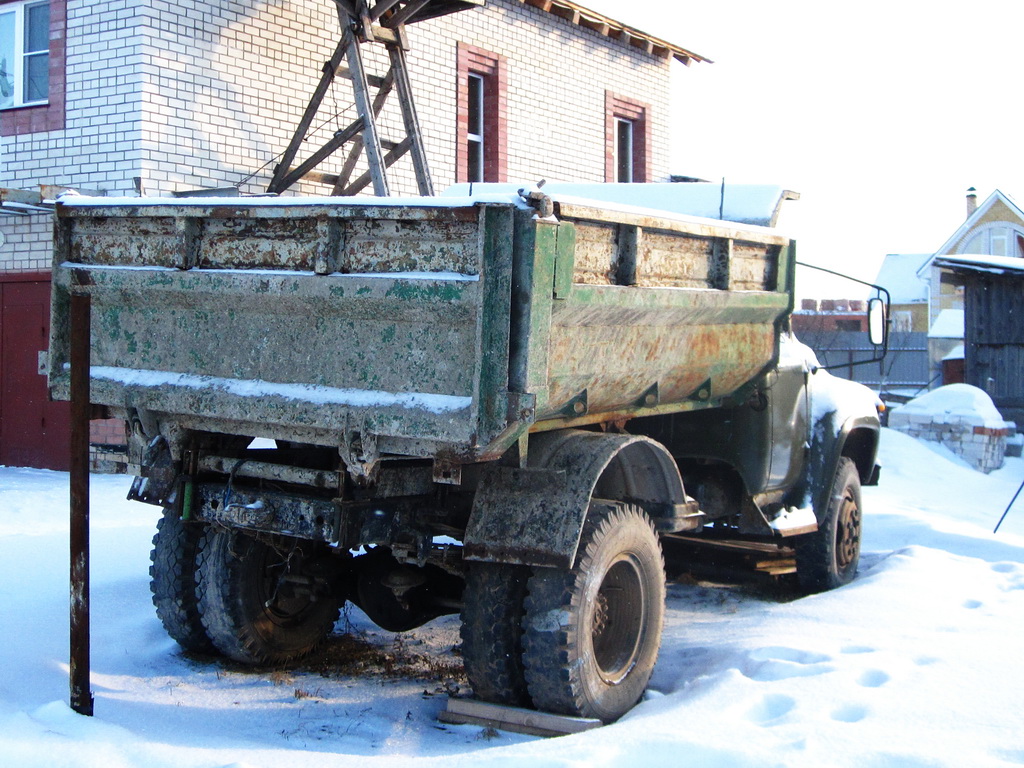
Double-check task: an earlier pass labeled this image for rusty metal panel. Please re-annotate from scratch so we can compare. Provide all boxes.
[198,216,331,271]
[731,241,777,291]
[571,220,618,285]
[635,229,711,288]
[67,216,181,268]
[543,299,779,420]
[344,215,480,274]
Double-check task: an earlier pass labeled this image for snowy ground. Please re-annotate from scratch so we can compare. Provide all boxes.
[2,427,1023,768]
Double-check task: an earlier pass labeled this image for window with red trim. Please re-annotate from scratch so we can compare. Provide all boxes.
[0,0,64,136]
[605,93,650,183]
[456,43,506,184]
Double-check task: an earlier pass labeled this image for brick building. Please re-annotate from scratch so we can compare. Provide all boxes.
[0,0,706,469]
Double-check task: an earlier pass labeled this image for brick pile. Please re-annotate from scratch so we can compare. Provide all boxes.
[888,407,1012,474]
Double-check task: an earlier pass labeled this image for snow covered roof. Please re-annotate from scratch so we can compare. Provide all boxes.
[928,309,964,339]
[933,253,1024,276]
[443,182,799,228]
[874,253,930,304]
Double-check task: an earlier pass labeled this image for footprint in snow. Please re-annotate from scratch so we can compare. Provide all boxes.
[857,669,890,688]
[831,703,869,723]
[747,693,797,726]
[741,646,833,682]
[963,599,983,610]
[840,645,875,655]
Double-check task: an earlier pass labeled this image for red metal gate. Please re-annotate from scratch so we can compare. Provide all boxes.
[0,275,71,470]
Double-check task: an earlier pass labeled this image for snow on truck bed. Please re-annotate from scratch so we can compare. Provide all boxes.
[59,182,792,233]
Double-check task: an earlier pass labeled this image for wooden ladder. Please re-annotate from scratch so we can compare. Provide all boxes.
[267,0,480,197]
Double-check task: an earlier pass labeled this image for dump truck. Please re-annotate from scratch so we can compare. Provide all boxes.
[49,182,883,723]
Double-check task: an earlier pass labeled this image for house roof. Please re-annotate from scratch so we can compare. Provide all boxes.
[933,253,1024,276]
[920,189,1024,277]
[874,253,930,304]
[516,0,711,65]
[349,1,709,64]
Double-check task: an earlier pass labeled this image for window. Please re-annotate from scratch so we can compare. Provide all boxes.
[0,0,63,136]
[960,225,1024,258]
[605,93,650,183]
[466,74,484,182]
[615,118,634,183]
[0,0,49,109]
[456,43,507,184]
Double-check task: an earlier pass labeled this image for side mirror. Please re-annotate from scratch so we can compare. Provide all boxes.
[868,297,888,347]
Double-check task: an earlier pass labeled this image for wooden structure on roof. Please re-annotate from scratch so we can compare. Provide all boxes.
[517,0,709,65]
[268,0,485,197]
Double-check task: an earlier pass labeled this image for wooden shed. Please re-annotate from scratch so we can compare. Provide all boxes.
[933,255,1024,426]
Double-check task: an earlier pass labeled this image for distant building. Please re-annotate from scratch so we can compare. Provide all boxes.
[874,253,929,332]
[917,188,1024,386]
[791,298,867,333]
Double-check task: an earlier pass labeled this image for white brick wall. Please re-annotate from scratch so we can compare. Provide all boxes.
[2,0,677,272]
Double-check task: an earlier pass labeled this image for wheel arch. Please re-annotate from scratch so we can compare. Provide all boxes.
[465,429,689,569]
[803,413,880,523]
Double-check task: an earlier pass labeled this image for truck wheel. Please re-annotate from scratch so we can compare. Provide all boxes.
[521,502,665,722]
[460,562,531,706]
[150,511,218,654]
[796,457,862,592]
[196,528,340,664]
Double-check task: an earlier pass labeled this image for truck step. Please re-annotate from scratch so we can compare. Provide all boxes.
[438,698,603,737]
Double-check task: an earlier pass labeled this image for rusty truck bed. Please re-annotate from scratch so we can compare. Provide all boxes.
[49,192,794,463]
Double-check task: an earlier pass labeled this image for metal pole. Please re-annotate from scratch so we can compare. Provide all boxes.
[70,291,94,717]
[994,476,1024,534]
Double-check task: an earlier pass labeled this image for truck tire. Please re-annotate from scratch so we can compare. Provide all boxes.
[196,528,340,665]
[460,562,531,707]
[150,511,217,654]
[521,502,665,722]
[796,457,862,593]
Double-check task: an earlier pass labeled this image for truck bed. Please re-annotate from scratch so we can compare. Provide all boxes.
[49,191,794,463]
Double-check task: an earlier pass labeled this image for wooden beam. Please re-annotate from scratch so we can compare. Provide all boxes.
[333,68,394,195]
[389,42,433,195]
[340,137,411,196]
[275,117,365,192]
[345,33,389,195]
[383,0,430,28]
[334,0,358,22]
[368,0,402,22]
[439,698,602,738]
[336,67,388,89]
[267,35,349,193]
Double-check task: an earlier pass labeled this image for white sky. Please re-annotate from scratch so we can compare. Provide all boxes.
[582,0,1024,297]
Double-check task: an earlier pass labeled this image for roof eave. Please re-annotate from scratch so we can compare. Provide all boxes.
[517,0,711,65]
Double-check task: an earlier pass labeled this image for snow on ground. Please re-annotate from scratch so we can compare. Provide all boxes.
[2,428,1024,767]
